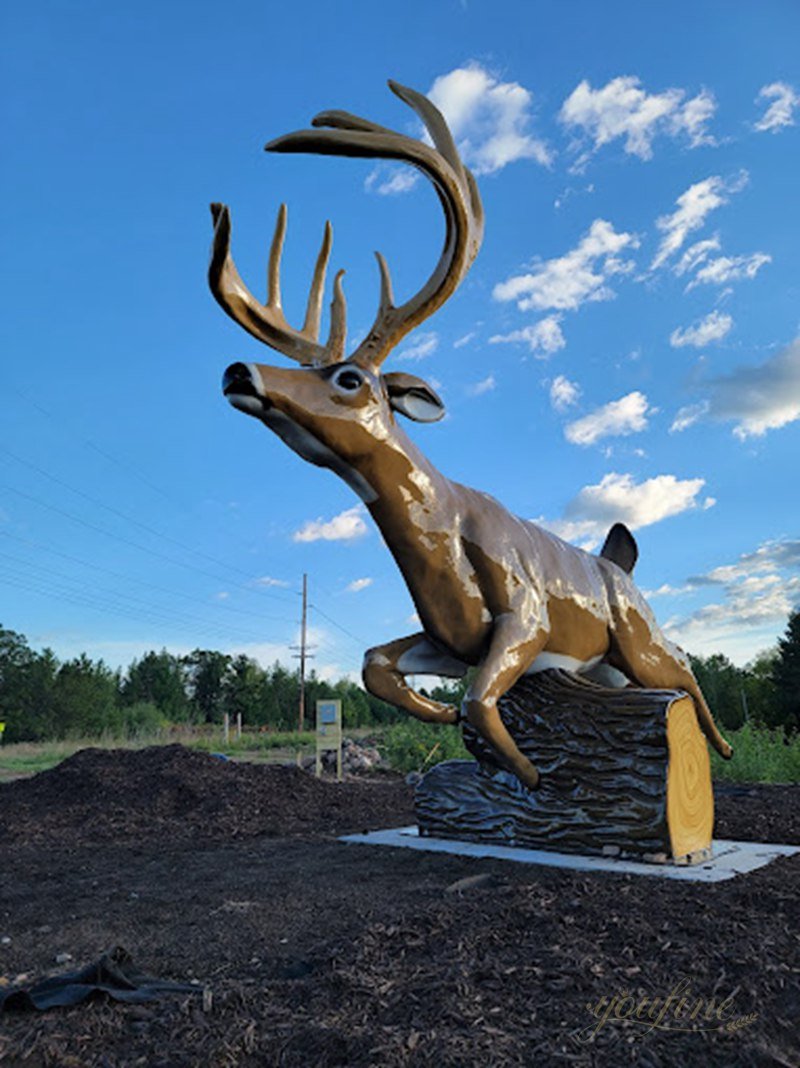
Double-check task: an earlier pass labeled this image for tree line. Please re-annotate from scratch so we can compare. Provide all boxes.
[687,609,800,735]
[1,610,798,745]
[0,626,397,744]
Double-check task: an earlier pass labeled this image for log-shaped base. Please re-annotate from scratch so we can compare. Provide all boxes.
[415,670,714,864]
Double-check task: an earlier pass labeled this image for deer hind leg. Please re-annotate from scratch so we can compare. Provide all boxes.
[607,611,733,760]
[362,633,467,725]
[464,618,548,792]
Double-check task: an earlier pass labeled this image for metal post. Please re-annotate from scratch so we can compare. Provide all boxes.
[223,712,230,746]
[299,572,307,733]
[291,574,314,739]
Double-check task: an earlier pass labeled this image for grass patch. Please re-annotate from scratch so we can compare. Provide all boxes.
[187,730,316,756]
[3,722,797,784]
[0,736,160,777]
[0,729,320,778]
[711,722,800,784]
[380,719,469,774]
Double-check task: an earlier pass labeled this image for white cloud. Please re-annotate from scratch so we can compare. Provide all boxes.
[687,251,771,290]
[397,331,439,361]
[467,374,496,396]
[641,583,692,598]
[453,331,477,349]
[293,505,368,543]
[559,76,716,167]
[255,575,291,588]
[365,62,551,196]
[670,310,733,348]
[549,374,581,412]
[230,625,346,677]
[215,591,230,601]
[651,173,747,270]
[489,315,566,356]
[664,538,800,662]
[678,89,717,147]
[346,577,373,593]
[670,401,710,433]
[706,336,800,439]
[427,63,553,174]
[754,82,799,133]
[493,221,638,312]
[364,166,419,196]
[564,391,651,446]
[539,471,711,550]
[673,236,721,276]
[692,539,800,585]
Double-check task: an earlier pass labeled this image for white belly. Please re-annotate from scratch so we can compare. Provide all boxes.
[526,651,603,675]
[527,653,631,688]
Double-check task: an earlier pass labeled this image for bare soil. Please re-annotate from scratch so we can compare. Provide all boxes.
[0,745,798,1067]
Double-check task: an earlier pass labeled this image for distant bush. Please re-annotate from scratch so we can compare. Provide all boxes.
[382,719,800,783]
[107,701,166,741]
[710,722,800,784]
[381,719,469,774]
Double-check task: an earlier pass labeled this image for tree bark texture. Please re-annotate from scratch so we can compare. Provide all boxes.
[414,670,714,864]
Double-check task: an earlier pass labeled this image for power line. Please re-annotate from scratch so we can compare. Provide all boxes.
[308,602,368,649]
[0,529,294,627]
[0,441,372,666]
[0,447,297,603]
[0,556,279,645]
[3,386,299,606]
[6,383,187,509]
[290,573,314,731]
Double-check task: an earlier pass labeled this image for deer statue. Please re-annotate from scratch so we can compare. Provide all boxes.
[210,80,733,791]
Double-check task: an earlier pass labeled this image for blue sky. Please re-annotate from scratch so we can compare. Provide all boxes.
[2,0,798,679]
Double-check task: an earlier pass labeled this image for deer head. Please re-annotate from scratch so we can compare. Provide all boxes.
[211,81,483,489]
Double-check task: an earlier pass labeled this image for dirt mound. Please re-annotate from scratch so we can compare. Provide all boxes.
[0,744,415,845]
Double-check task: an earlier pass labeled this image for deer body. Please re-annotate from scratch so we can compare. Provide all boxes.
[213,82,733,790]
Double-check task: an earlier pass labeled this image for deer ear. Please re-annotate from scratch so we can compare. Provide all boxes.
[383,372,445,423]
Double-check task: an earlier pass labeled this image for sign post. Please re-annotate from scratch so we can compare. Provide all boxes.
[315,700,342,781]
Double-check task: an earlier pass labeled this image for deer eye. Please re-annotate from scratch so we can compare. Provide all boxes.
[333,368,363,392]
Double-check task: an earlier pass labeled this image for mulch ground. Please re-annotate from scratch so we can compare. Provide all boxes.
[0,745,798,1067]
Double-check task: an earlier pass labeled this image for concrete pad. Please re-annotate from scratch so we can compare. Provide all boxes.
[340,826,799,882]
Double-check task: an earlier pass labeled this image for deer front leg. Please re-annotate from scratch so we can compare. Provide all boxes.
[362,633,468,725]
[465,614,548,791]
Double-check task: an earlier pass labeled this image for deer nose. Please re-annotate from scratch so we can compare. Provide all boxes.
[222,362,257,397]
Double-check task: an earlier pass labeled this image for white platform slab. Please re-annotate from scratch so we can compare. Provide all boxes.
[340,826,799,882]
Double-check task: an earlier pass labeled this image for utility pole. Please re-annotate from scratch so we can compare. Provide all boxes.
[291,573,314,732]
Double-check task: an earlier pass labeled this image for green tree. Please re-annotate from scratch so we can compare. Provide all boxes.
[689,653,746,731]
[772,610,800,734]
[223,654,265,726]
[742,648,778,727]
[0,627,58,742]
[183,650,232,723]
[122,650,190,721]
[51,655,119,738]
[263,662,299,729]
[338,681,371,728]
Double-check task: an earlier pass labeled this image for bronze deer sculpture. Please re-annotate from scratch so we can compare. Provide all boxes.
[210,80,733,791]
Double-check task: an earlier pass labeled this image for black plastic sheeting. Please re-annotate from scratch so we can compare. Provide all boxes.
[1,946,201,1011]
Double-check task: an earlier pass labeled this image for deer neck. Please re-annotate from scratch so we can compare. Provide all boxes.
[357,425,453,550]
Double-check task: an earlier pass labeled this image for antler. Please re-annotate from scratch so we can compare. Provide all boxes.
[266,80,484,371]
[209,201,347,366]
